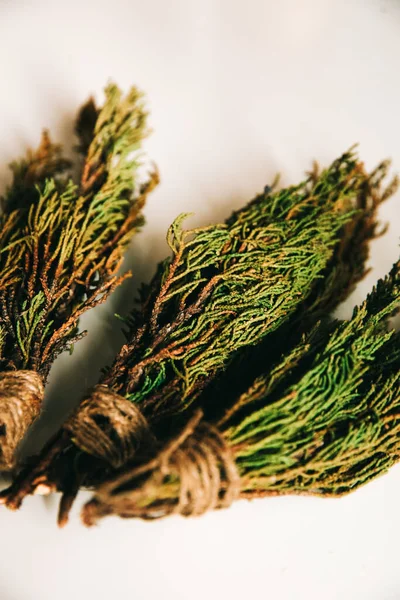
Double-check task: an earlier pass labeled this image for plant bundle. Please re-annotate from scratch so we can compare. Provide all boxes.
[3,150,396,524]
[81,258,400,524]
[0,83,157,471]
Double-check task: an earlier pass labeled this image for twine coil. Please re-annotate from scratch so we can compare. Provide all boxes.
[0,370,44,471]
[82,411,241,524]
[65,384,155,469]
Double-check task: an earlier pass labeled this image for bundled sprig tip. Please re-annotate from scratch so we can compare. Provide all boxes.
[3,149,397,526]
[0,83,158,471]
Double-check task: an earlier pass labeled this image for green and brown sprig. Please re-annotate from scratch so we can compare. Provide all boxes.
[0,83,157,471]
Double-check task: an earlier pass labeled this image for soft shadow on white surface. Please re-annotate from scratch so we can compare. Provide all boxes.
[0,0,399,599]
[0,469,400,600]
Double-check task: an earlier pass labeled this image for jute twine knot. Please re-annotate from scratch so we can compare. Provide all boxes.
[64,384,155,469]
[0,370,44,471]
[82,410,241,524]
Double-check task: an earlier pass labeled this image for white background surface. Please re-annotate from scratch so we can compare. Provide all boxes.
[0,1,400,599]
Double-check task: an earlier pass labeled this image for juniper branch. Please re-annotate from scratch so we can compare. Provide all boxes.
[103,150,395,422]
[0,83,155,377]
[83,259,400,522]
[0,83,156,470]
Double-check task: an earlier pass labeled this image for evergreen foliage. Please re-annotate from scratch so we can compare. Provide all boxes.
[0,83,155,379]
[0,83,156,471]
[83,259,400,522]
[103,151,393,422]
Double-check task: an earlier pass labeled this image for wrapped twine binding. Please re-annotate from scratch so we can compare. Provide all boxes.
[0,371,44,471]
[54,385,158,526]
[65,385,156,470]
[2,384,157,525]
[81,410,241,525]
